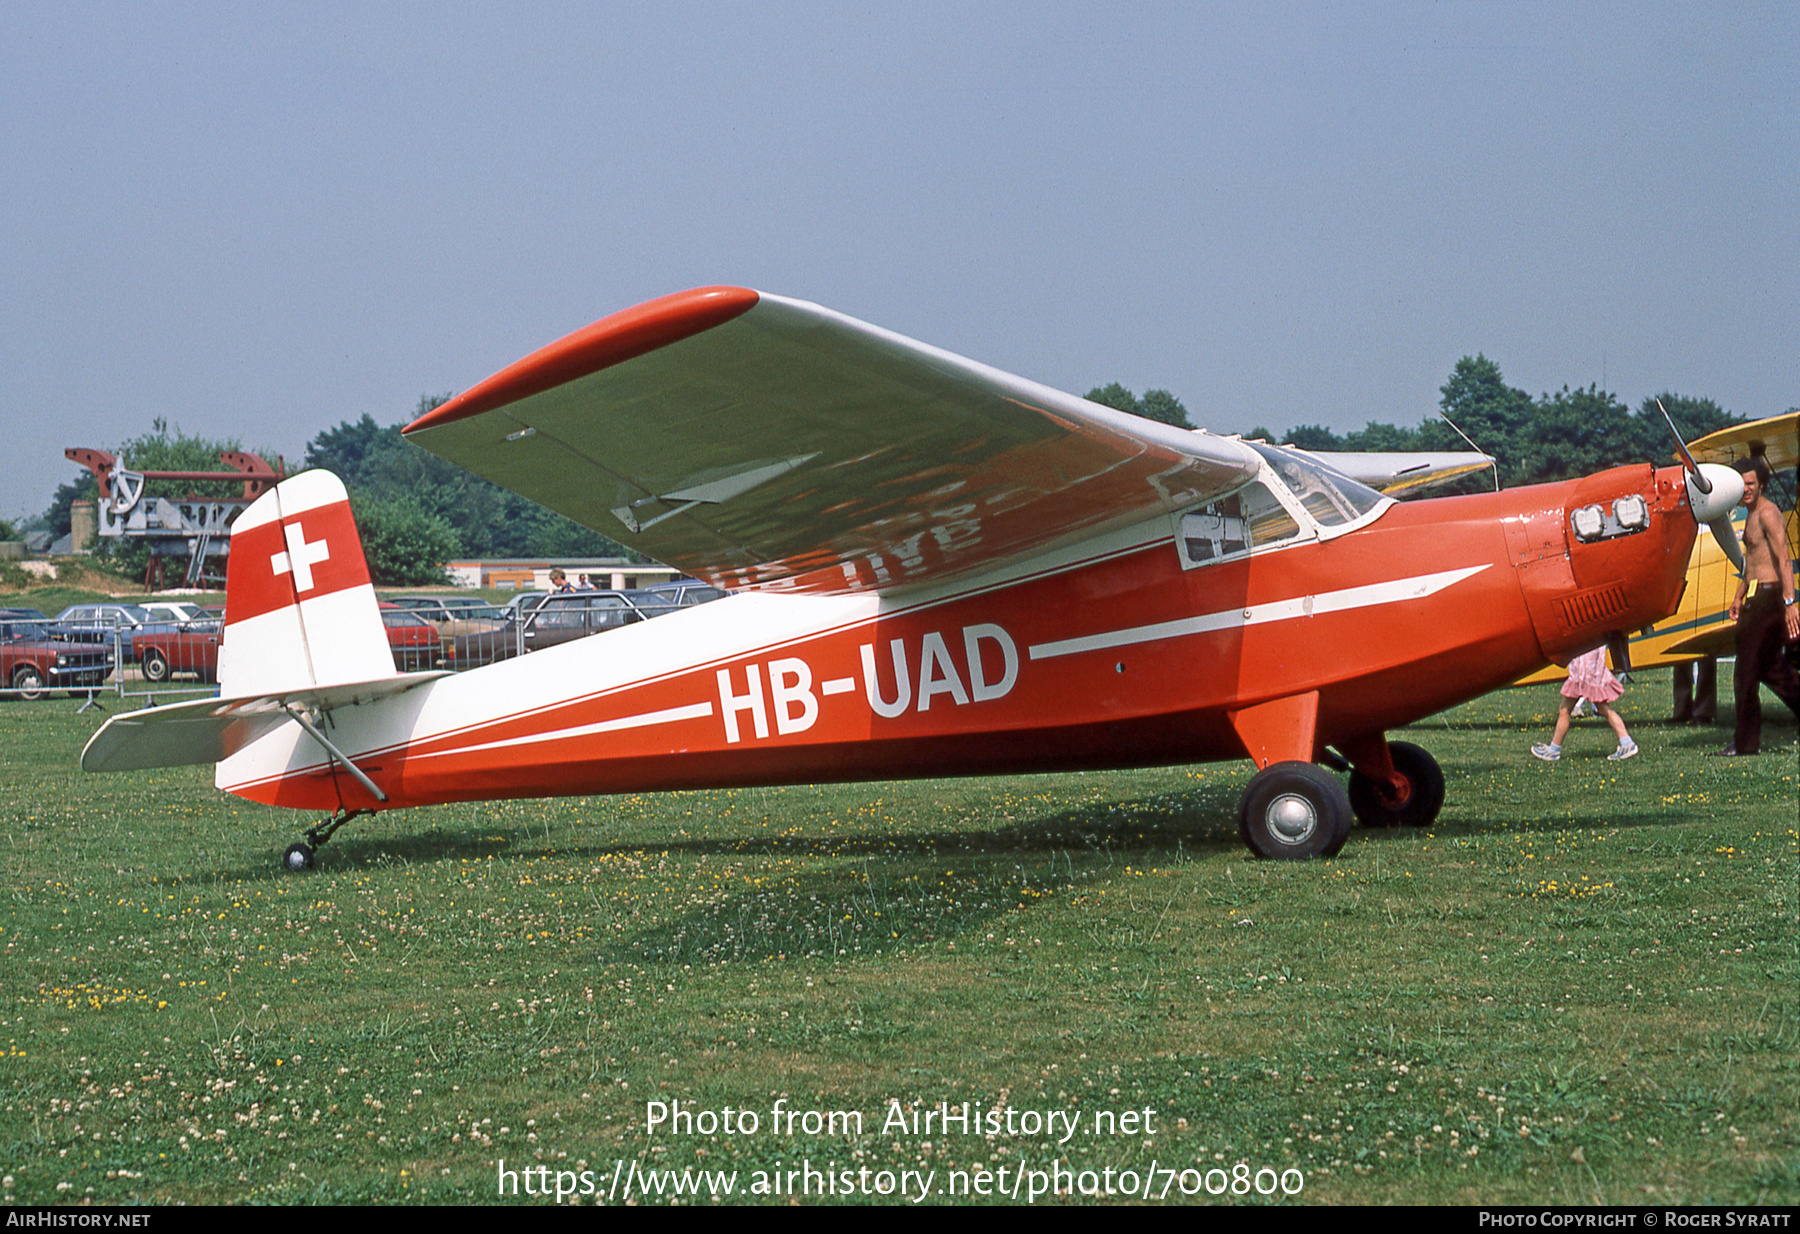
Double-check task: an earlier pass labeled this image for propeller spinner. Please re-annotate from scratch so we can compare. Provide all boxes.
[1658,399,1746,571]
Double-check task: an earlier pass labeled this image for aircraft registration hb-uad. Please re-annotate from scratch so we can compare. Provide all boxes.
[82,286,1743,868]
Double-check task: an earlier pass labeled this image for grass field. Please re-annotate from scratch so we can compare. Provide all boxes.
[0,684,1793,1205]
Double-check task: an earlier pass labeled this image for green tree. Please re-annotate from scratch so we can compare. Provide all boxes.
[1085,382,1140,415]
[1084,383,1195,428]
[1284,424,1344,451]
[1427,354,1538,480]
[1343,422,1427,452]
[1137,389,1194,428]
[301,412,391,485]
[40,473,98,540]
[1229,357,1745,496]
[301,398,640,562]
[351,495,458,586]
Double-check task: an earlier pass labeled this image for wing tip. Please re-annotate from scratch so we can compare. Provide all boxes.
[406,285,762,432]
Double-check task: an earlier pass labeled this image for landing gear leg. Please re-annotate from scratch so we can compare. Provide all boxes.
[281,808,375,872]
[1342,736,1445,829]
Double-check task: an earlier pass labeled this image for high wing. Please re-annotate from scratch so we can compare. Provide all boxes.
[404,287,1261,594]
[1301,449,1495,496]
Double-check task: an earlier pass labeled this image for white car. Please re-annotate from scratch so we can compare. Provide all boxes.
[140,601,208,624]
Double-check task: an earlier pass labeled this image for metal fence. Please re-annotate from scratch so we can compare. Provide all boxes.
[2,592,722,702]
[1,615,124,704]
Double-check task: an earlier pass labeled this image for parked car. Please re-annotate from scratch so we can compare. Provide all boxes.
[498,591,550,622]
[2,618,114,699]
[136,616,224,683]
[52,603,171,659]
[632,580,728,616]
[140,600,210,625]
[388,596,510,625]
[517,591,654,652]
[135,605,445,682]
[379,604,441,672]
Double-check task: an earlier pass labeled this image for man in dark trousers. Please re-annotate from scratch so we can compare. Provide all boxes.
[1715,456,1800,755]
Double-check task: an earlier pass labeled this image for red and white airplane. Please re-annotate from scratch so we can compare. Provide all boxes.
[81,287,1739,868]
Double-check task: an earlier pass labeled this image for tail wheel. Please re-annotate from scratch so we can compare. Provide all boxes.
[142,649,171,682]
[1348,741,1445,828]
[283,843,315,872]
[1239,761,1352,859]
[12,665,46,702]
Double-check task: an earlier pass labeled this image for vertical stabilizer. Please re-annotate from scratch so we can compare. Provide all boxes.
[219,471,395,696]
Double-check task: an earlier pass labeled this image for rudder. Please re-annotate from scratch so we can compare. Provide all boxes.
[219,471,395,696]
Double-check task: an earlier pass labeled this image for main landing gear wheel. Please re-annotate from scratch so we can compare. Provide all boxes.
[277,808,375,872]
[1238,761,1352,860]
[1348,741,1445,829]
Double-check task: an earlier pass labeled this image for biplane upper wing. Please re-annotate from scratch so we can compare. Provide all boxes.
[1687,410,1799,474]
[404,287,1262,593]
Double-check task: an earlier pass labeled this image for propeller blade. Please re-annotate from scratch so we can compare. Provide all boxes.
[1658,398,1709,494]
[1708,516,1745,571]
[1658,402,1746,568]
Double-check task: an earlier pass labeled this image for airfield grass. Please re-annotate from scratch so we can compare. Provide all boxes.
[0,685,1793,1206]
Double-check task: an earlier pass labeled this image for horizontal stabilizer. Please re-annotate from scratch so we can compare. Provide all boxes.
[81,672,449,774]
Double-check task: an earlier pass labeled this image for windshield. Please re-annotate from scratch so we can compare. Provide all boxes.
[1249,444,1387,529]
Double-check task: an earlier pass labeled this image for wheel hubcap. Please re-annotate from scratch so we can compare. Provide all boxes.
[1267,793,1318,844]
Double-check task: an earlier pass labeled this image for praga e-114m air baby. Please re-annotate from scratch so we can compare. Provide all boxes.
[83,286,1736,868]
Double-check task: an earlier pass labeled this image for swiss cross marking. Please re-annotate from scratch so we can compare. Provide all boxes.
[270,520,331,593]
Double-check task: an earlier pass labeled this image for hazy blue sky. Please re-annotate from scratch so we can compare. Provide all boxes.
[4,2,1794,525]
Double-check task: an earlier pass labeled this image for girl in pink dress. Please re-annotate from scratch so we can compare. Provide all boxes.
[1532,646,1637,762]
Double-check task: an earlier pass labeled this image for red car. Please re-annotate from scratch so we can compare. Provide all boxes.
[2,617,115,699]
[137,618,224,683]
[134,606,439,684]
[379,604,441,672]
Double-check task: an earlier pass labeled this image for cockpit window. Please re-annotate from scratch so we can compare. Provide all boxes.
[1177,481,1302,566]
[1249,443,1386,529]
[1174,443,1390,570]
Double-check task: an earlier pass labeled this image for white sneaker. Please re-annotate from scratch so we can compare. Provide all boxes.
[1608,740,1639,761]
[1531,743,1561,762]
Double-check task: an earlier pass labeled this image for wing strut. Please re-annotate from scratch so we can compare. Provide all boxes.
[285,705,389,804]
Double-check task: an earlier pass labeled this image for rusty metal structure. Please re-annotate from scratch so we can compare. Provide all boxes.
[64,447,285,588]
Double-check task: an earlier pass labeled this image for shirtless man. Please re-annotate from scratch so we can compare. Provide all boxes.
[1715,456,1800,756]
